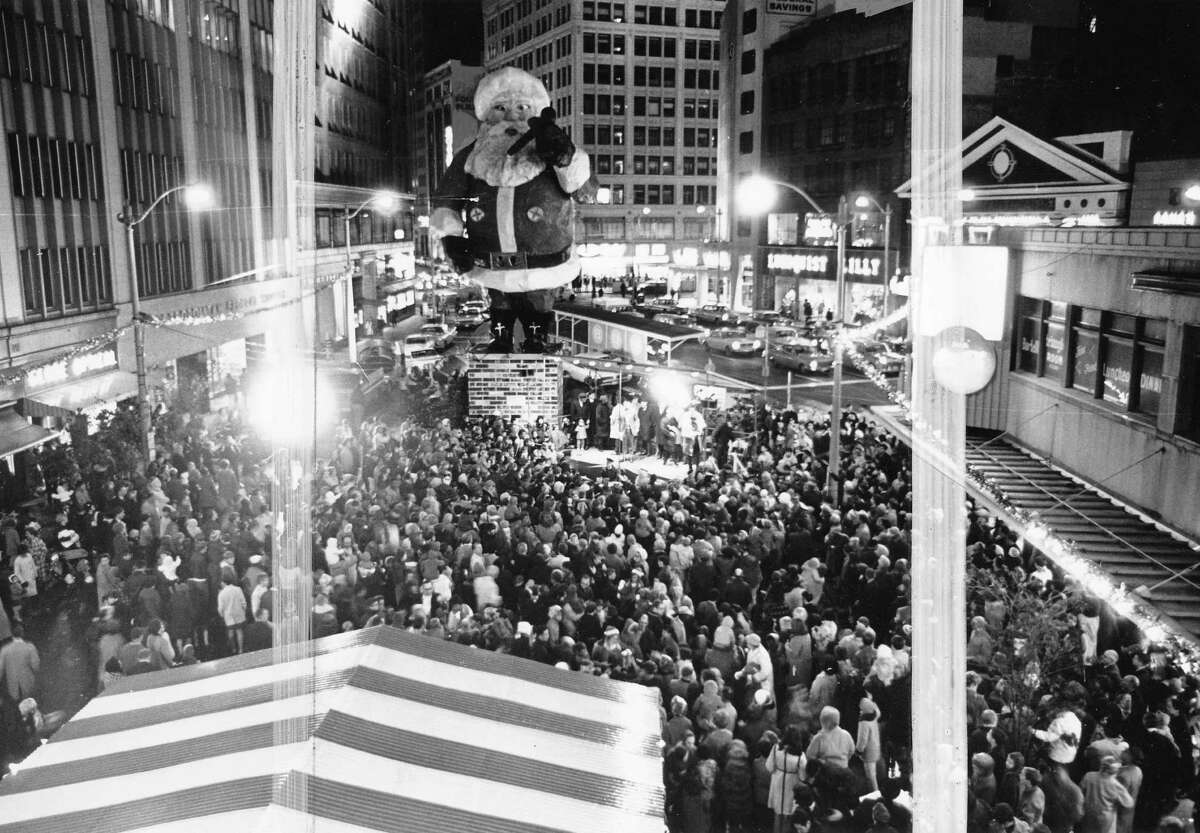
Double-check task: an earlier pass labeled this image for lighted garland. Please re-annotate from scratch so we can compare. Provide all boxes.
[840,315,1200,674]
[1,273,347,386]
[0,324,135,387]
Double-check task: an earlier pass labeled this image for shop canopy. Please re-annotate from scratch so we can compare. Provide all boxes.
[0,405,58,457]
[0,627,665,833]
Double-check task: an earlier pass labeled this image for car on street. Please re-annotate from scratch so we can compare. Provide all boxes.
[769,339,835,373]
[754,324,804,343]
[458,300,489,319]
[419,323,456,351]
[399,334,440,366]
[654,313,703,330]
[703,328,764,356]
[453,310,488,331]
[356,339,395,374]
[562,351,634,386]
[693,304,731,326]
[735,310,792,330]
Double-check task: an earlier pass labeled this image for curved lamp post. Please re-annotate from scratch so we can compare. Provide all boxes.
[117,182,216,463]
[736,175,848,500]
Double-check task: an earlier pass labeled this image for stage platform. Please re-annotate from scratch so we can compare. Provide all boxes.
[567,447,692,481]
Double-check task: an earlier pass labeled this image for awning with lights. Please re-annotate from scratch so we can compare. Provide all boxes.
[872,404,1200,652]
[0,626,665,833]
[0,405,59,457]
[19,370,139,421]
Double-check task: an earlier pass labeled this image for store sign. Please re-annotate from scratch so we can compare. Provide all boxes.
[766,249,886,282]
[767,0,815,15]
[804,214,836,241]
[26,347,118,390]
[160,287,288,322]
[1153,210,1198,227]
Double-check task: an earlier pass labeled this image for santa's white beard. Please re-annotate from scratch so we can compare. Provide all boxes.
[465,120,546,187]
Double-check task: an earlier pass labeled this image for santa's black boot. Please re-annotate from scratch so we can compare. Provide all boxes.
[485,308,516,353]
[520,311,551,353]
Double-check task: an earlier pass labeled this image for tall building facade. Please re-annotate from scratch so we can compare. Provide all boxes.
[748,0,1081,317]
[481,0,725,302]
[414,59,485,260]
[0,0,407,490]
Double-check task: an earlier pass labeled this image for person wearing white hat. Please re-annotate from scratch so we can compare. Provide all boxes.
[430,66,592,353]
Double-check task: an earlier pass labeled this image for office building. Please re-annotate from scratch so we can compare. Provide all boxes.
[0,0,408,494]
[481,0,726,302]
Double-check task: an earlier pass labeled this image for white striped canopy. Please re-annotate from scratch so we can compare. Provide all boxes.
[0,627,665,833]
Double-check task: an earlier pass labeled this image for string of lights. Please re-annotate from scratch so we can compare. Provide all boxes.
[841,322,1200,674]
[0,272,346,386]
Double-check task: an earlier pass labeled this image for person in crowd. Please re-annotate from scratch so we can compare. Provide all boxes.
[3,363,1200,833]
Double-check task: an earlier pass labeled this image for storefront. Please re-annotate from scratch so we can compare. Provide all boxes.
[763,246,891,321]
[136,274,301,414]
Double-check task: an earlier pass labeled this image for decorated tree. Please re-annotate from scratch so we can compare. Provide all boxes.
[967,565,1081,757]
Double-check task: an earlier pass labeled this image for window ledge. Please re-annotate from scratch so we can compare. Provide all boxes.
[1009,371,1164,437]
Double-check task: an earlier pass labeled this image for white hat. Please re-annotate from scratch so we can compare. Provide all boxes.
[473,67,550,121]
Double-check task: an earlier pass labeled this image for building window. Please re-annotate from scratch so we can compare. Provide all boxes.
[742,8,757,34]
[740,90,755,115]
[739,130,753,154]
[741,50,755,74]
[1021,301,1169,419]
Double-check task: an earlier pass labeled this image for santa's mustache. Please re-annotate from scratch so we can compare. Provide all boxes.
[480,119,531,147]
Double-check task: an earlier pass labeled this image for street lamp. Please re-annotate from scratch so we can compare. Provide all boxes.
[854,194,893,323]
[117,182,216,463]
[737,176,848,500]
[344,191,401,364]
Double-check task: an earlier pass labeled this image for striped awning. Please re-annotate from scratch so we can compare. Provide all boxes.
[0,627,665,833]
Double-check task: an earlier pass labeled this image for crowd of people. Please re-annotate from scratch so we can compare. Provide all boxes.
[0,364,1197,833]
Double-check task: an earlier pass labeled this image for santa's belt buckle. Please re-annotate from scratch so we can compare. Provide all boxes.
[487,252,527,269]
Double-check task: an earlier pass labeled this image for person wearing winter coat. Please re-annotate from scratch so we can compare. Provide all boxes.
[1079,755,1134,833]
[856,697,883,793]
[765,725,807,833]
[1043,761,1086,833]
[719,739,756,832]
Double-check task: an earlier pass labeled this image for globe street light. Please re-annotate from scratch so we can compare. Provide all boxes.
[737,176,848,500]
[854,194,893,322]
[344,191,401,364]
[117,182,216,463]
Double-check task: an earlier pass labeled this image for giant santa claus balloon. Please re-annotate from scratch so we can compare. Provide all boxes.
[430,67,591,353]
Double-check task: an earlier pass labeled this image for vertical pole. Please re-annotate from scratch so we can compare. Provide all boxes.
[910,1,967,831]
[882,205,892,326]
[345,211,357,364]
[786,370,793,409]
[826,196,847,504]
[125,220,152,463]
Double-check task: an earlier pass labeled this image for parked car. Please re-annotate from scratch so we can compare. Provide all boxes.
[356,339,395,374]
[755,325,804,343]
[399,334,440,366]
[693,304,731,326]
[704,328,764,356]
[769,345,834,374]
[457,300,490,319]
[654,313,703,329]
[419,323,456,351]
[562,351,634,386]
[769,339,834,373]
[454,310,487,331]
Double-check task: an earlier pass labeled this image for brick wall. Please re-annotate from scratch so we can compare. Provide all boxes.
[467,354,562,422]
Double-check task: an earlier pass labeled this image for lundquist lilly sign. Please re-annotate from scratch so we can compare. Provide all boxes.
[766,249,887,281]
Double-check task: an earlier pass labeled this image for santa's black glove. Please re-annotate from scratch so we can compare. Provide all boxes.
[440,236,476,274]
[528,107,575,167]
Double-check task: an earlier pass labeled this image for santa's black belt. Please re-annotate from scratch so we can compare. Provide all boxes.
[472,248,570,270]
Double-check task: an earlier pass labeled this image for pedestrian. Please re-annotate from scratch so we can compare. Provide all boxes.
[1079,755,1134,833]
[0,622,39,702]
[217,574,247,655]
[766,725,807,833]
[11,545,36,620]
